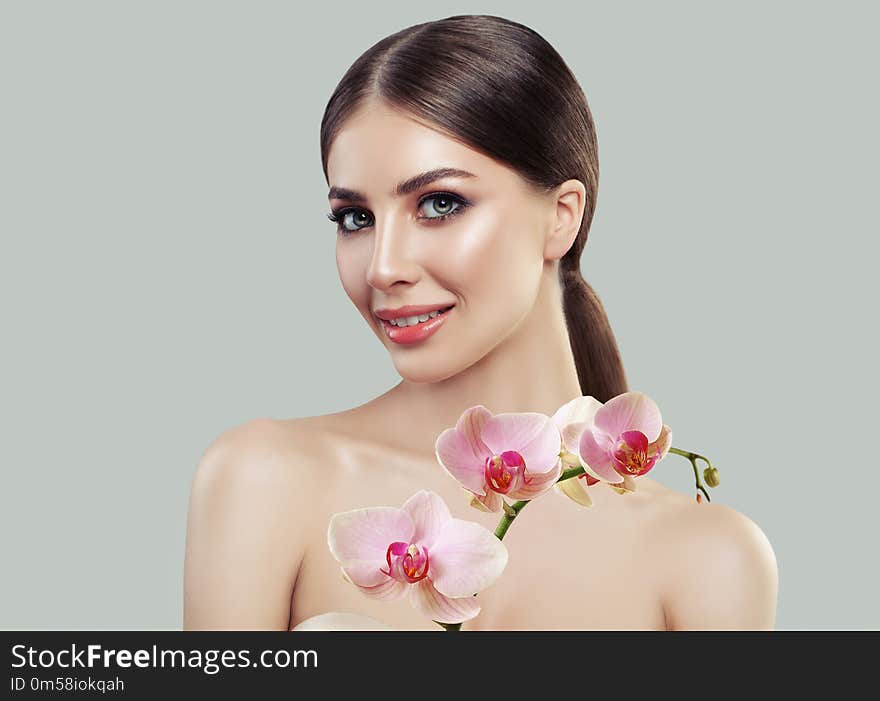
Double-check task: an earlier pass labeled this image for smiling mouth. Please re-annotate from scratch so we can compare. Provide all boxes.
[383,305,455,328]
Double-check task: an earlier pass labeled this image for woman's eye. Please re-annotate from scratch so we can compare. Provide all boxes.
[328,193,468,235]
[418,194,463,219]
[338,209,373,233]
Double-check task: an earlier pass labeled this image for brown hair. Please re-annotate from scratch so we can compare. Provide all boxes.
[319,14,628,402]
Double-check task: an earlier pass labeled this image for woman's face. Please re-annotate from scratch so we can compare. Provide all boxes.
[326,99,554,384]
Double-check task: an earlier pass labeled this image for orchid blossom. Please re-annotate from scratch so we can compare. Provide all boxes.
[551,392,672,505]
[435,406,563,512]
[327,490,508,624]
[327,392,713,631]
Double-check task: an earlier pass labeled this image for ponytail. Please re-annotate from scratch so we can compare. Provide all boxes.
[560,265,628,403]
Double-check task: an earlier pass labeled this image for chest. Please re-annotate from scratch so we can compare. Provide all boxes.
[291,451,669,630]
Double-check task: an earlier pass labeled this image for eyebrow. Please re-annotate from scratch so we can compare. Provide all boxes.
[328,167,477,202]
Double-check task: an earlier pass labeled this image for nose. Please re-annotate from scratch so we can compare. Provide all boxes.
[365,212,422,291]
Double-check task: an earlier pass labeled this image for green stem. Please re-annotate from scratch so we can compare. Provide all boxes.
[668,447,712,503]
[558,465,586,481]
[494,499,529,539]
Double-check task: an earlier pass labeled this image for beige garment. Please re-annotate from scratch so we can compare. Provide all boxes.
[291,612,398,631]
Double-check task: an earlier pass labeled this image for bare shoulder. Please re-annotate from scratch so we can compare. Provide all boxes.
[192,417,324,497]
[189,412,359,507]
[648,489,779,630]
[183,417,331,629]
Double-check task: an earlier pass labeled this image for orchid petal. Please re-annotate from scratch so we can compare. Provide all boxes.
[340,560,389,587]
[409,579,482,624]
[327,506,414,565]
[649,424,673,460]
[593,391,663,443]
[551,395,603,429]
[472,489,504,513]
[456,404,494,450]
[428,519,509,598]
[355,575,408,601]
[482,412,562,475]
[510,459,562,500]
[435,406,494,494]
[560,420,590,456]
[400,490,452,550]
[578,428,623,482]
[555,476,594,507]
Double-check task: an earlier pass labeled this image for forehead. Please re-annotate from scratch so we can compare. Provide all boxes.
[326,101,522,196]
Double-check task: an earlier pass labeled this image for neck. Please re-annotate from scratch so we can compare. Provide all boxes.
[369,270,583,459]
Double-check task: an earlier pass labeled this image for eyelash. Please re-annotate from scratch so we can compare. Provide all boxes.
[326,192,471,236]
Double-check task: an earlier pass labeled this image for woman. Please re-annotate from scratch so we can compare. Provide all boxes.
[183,14,778,631]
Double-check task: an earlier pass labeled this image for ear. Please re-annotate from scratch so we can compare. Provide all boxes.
[543,179,587,261]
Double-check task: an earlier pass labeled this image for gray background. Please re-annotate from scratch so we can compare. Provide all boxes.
[1,1,877,630]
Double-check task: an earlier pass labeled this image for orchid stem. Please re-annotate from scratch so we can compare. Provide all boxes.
[668,447,712,503]
[558,465,586,481]
[494,499,529,539]
[492,463,585,542]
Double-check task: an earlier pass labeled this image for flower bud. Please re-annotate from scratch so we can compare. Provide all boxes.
[555,477,593,507]
[560,450,582,468]
[703,466,720,488]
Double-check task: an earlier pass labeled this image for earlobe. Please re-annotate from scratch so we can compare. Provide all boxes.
[544,179,587,261]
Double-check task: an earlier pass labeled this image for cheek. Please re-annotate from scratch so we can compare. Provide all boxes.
[336,239,371,308]
[449,208,542,311]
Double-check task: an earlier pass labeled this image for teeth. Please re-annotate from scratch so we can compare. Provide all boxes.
[390,308,449,327]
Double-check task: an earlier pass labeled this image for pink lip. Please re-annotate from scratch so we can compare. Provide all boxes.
[378,306,454,345]
[374,303,455,321]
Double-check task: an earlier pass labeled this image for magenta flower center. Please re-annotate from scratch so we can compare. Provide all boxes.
[381,541,430,584]
[611,430,659,476]
[484,450,532,494]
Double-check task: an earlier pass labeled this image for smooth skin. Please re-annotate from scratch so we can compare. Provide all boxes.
[183,100,778,630]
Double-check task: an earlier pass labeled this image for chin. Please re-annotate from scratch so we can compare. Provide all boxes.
[391,356,465,384]
[388,334,501,385]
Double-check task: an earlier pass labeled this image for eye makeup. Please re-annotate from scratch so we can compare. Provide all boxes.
[327,191,472,236]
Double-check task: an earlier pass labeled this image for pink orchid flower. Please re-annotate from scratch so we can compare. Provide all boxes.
[551,392,672,504]
[551,394,604,506]
[435,406,563,512]
[327,490,508,624]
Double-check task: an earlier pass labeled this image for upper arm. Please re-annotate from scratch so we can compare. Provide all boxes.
[183,418,318,630]
[661,501,779,630]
